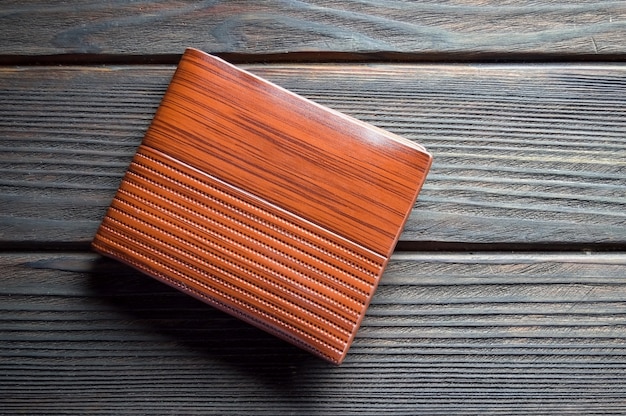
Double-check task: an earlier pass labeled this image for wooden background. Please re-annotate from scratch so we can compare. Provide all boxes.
[1,1,626,414]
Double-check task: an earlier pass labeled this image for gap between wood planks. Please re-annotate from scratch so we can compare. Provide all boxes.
[2,51,626,66]
[2,241,625,254]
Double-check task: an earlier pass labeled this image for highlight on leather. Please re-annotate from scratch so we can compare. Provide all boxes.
[92,48,432,364]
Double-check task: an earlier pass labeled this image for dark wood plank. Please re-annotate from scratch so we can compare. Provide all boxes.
[1,64,625,248]
[1,1,626,62]
[2,251,625,414]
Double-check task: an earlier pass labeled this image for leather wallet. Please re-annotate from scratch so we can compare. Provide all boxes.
[92,48,432,364]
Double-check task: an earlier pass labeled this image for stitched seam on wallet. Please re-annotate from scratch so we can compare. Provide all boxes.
[119,177,368,308]
[92,235,343,363]
[113,190,362,323]
[134,151,382,273]
[108,202,357,333]
[99,217,350,347]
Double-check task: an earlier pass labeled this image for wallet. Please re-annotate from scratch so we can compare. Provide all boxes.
[92,48,432,364]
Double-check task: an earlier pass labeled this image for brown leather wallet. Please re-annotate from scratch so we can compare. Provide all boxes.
[92,48,432,364]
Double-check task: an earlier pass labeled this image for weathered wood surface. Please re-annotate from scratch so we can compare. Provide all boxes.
[1,1,626,62]
[2,1,626,413]
[2,251,626,414]
[1,64,625,248]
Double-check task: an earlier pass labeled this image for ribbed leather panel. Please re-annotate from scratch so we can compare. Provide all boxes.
[93,145,386,363]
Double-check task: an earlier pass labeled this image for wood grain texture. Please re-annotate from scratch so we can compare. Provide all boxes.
[2,0,625,413]
[1,64,625,247]
[1,251,625,414]
[1,1,626,62]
